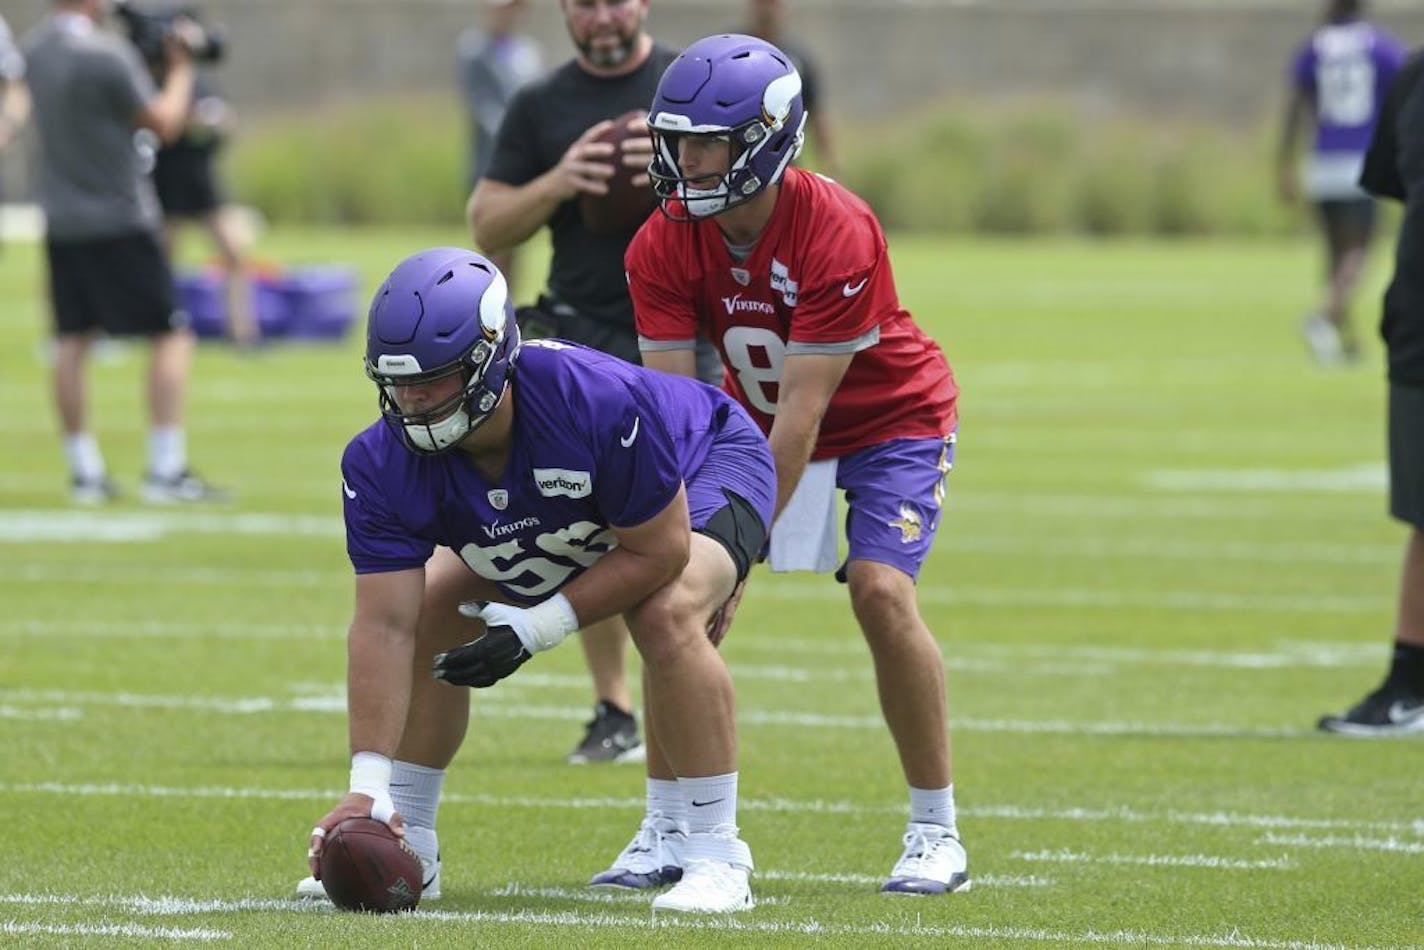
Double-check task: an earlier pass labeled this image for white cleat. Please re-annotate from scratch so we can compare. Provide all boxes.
[880,822,970,895]
[650,858,753,913]
[650,829,753,913]
[588,812,686,889]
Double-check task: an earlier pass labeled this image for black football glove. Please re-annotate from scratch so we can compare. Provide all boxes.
[432,625,532,688]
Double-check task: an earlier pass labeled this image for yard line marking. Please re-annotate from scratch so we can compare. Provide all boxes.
[0,509,343,543]
[491,882,789,906]
[1145,463,1386,494]
[4,782,1420,838]
[944,536,1397,566]
[0,705,80,721]
[953,642,1383,670]
[0,920,229,941]
[0,619,1384,672]
[0,506,1397,564]
[0,620,341,641]
[0,563,1389,614]
[0,893,324,915]
[1258,832,1424,855]
[0,687,1322,738]
[1011,848,1294,870]
[0,894,1409,949]
[755,869,1054,888]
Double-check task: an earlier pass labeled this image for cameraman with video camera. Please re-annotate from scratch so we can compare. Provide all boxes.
[121,1,257,347]
[23,0,224,504]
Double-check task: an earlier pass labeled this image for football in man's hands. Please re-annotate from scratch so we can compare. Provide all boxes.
[318,817,423,913]
[579,110,660,236]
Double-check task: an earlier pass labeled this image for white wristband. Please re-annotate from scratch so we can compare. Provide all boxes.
[348,751,392,799]
[522,592,579,653]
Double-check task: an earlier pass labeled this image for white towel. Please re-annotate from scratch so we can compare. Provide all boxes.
[768,458,839,573]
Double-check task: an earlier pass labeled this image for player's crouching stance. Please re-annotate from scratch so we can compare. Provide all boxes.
[300,247,772,913]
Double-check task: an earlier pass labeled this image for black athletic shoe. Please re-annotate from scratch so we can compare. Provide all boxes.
[141,469,229,504]
[567,700,645,764]
[1318,681,1424,736]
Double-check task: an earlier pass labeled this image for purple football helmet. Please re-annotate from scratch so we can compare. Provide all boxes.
[647,34,806,220]
[365,247,519,455]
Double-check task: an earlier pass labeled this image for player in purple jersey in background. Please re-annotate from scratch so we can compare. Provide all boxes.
[300,247,773,914]
[1278,0,1406,364]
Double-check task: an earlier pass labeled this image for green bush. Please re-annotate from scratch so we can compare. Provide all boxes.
[225,92,1300,237]
[837,97,1299,237]
[224,94,467,226]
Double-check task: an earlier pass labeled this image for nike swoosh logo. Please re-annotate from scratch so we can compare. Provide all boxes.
[842,277,869,297]
[1388,700,1424,724]
[342,478,356,499]
[620,416,640,448]
[690,798,725,808]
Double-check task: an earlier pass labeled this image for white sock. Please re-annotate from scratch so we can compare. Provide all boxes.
[147,426,186,480]
[648,777,684,824]
[63,432,105,483]
[678,772,738,834]
[391,760,444,868]
[910,783,958,835]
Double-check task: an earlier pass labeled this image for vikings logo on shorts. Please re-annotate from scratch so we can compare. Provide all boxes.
[889,503,923,544]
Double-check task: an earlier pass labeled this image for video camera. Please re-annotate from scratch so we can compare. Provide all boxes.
[113,0,226,65]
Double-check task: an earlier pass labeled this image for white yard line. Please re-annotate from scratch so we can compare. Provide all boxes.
[1011,849,1294,870]
[0,564,1389,613]
[1257,832,1424,855]
[1144,464,1386,494]
[0,895,1408,950]
[0,920,229,941]
[3,782,1419,839]
[0,687,1323,738]
[0,507,1398,564]
[0,620,1385,673]
[0,704,80,721]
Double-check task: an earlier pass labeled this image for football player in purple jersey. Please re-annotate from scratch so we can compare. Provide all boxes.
[300,247,772,913]
[1277,0,1407,363]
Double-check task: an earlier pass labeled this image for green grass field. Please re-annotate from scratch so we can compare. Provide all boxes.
[2,230,1421,948]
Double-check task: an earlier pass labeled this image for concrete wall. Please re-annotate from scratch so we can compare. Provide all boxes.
[5,1,1424,201]
[4,1,1422,123]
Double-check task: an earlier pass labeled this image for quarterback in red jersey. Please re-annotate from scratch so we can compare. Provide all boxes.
[628,34,969,896]
[631,163,956,460]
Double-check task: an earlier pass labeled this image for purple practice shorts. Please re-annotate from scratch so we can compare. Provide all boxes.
[836,433,956,582]
[686,403,775,581]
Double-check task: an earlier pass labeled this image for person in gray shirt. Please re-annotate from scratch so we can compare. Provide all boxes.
[0,15,30,160]
[23,0,223,503]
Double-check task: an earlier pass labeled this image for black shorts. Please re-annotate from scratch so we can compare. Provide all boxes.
[1315,198,1376,236]
[153,147,222,216]
[1389,383,1424,529]
[46,231,185,338]
[516,296,724,384]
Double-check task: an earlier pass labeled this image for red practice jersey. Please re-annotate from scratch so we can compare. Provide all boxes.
[627,168,957,460]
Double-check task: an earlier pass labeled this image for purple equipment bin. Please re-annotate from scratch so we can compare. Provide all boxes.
[174,266,359,342]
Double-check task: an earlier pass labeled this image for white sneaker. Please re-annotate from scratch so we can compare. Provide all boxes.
[651,859,753,913]
[295,856,441,901]
[881,822,970,895]
[650,828,753,913]
[1301,313,1345,365]
[588,812,686,889]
